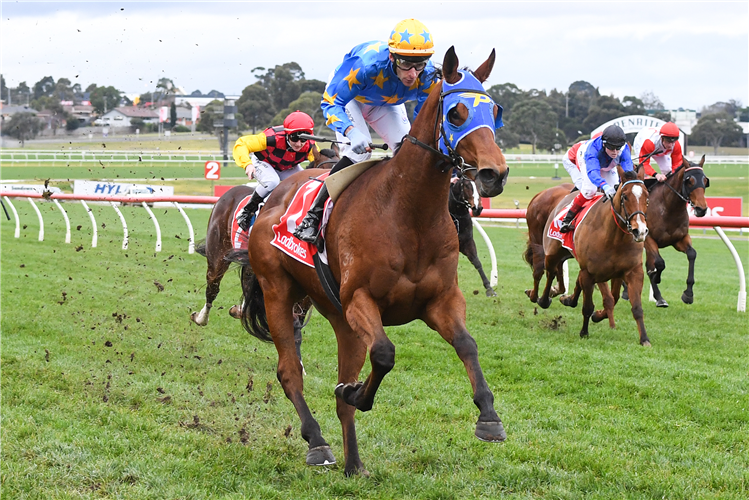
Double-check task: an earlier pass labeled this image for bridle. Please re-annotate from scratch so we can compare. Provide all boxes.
[610,179,647,235]
[660,164,709,207]
[403,77,498,176]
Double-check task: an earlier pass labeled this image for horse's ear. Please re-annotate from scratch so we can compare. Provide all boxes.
[311,145,321,165]
[699,154,705,168]
[473,49,496,83]
[332,142,340,157]
[443,46,460,84]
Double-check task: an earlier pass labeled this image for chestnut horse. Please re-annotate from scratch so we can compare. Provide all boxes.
[190,146,339,326]
[241,47,509,476]
[449,175,496,296]
[639,156,709,307]
[523,183,574,303]
[538,171,652,345]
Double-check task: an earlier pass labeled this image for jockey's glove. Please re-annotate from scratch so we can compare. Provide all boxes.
[346,128,370,155]
[603,184,616,200]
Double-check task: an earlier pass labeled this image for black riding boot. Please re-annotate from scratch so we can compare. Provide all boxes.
[237,191,263,231]
[293,156,354,243]
[559,207,579,234]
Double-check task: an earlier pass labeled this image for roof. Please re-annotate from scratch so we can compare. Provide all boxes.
[103,106,159,118]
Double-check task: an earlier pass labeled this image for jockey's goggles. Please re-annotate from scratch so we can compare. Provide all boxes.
[662,136,678,143]
[287,132,308,143]
[394,58,428,71]
[603,142,623,151]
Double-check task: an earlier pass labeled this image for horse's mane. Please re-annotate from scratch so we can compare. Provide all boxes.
[623,170,637,181]
[319,148,337,159]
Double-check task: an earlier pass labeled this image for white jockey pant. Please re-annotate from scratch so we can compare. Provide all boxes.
[336,99,411,162]
[580,165,620,199]
[562,156,584,191]
[251,160,303,198]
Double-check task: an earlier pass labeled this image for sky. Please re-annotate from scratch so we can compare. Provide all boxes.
[1,1,747,111]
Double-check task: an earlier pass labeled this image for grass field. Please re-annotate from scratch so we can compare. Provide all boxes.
[2,200,748,499]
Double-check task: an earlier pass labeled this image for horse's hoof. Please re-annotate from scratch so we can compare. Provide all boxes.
[591,310,606,323]
[306,445,336,466]
[656,299,669,308]
[621,290,629,301]
[681,292,694,305]
[537,297,551,309]
[579,330,589,338]
[344,465,370,477]
[641,340,652,347]
[559,295,575,307]
[335,382,364,408]
[229,305,242,319]
[486,288,497,297]
[475,420,506,442]
[190,312,207,326]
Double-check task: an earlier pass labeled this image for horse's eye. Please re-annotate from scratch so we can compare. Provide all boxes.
[448,104,467,126]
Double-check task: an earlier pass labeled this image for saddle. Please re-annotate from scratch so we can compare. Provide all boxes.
[547,195,603,256]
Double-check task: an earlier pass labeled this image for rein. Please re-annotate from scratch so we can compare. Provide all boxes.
[610,180,646,235]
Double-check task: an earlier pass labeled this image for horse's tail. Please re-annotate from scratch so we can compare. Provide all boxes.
[522,238,535,268]
[239,265,273,343]
[224,249,251,266]
[194,239,207,257]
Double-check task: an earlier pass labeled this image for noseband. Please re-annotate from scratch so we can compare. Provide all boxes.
[610,180,647,235]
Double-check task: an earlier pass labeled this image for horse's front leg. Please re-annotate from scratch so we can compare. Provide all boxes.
[538,250,564,309]
[645,238,668,307]
[263,284,336,467]
[624,265,650,346]
[330,316,369,477]
[337,289,395,413]
[674,236,697,304]
[592,281,616,328]
[191,255,230,326]
[559,271,582,308]
[577,270,596,338]
[424,286,506,443]
[525,243,546,303]
[462,238,496,297]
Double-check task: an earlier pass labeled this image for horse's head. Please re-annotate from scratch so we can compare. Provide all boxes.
[682,155,709,217]
[616,170,649,242]
[441,47,509,198]
[450,175,483,216]
[311,143,340,169]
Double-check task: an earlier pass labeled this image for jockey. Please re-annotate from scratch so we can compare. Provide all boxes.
[561,140,587,191]
[559,124,634,233]
[233,111,317,230]
[293,18,441,243]
[633,122,683,182]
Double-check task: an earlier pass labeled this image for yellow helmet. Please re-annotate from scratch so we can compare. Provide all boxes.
[388,19,435,57]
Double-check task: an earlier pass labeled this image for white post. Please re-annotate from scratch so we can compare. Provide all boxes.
[110,201,129,250]
[4,196,20,238]
[713,226,746,312]
[471,219,498,287]
[563,260,570,293]
[173,202,195,254]
[80,200,98,248]
[53,199,71,243]
[28,198,44,241]
[142,202,162,252]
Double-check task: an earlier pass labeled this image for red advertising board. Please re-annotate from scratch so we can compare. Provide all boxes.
[688,197,743,218]
[213,185,234,197]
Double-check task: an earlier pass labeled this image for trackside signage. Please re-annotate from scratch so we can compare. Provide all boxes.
[73,180,174,197]
[1,184,63,195]
[688,197,743,218]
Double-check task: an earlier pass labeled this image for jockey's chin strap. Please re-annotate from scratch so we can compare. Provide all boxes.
[610,180,646,235]
[403,86,495,176]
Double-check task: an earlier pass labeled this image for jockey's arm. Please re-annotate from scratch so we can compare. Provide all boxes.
[321,56,368,136]
[638,140,658,177]
[233,132,268,172]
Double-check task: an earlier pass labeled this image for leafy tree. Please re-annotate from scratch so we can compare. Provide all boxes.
[65,118,80,131]
[510,99,558,154]
[582,95,627,131]
[252,63,325,113]
[702,100,742,117]
[567,81,599,120]
[640,91,665,111]
[538,127,568,153]
[130,117,145,133]
[54,77,75,101]
[3,112,42,146]
[0,74,7,102]
[271,91,325,133]
[196,99,224,133]
[12,81,31,105]
[738,107,749,122]
[495,126,519,150]
[486,83,525,121]
[237,83,276,133]
[33,76,56,99]
[689,111,743,154]
[89,86,122,114]
[622,95,646,115]
[170,102,177,129]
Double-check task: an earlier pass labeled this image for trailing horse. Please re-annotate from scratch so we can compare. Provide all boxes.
[449,175,496,296]
[538,171,652,345]
[639,156,709,307]
[241,47,509,476]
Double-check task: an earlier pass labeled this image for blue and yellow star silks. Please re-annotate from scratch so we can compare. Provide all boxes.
[438,70,504,155]
[321,40,440,136]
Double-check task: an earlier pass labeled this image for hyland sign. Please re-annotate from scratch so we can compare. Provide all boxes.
[73,180,174,197]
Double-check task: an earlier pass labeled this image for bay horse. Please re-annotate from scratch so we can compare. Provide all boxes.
[449,175,496,296]
[241,47,509,476]
[523,182,574,303]
[190,145,339,326]
[538,171,652,345]
[638,156,709,307]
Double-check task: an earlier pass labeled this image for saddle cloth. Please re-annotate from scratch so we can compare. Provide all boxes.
[271,173,332,268]
[547,194,603,256]
[231,195,254,250]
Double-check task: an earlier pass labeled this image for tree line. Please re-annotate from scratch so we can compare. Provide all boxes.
[2,66,746,152]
